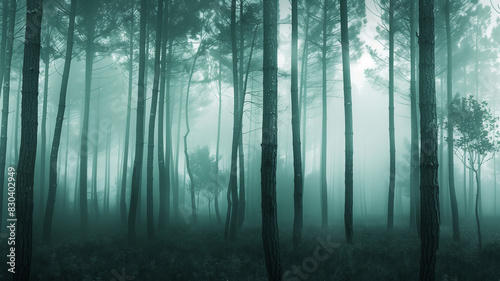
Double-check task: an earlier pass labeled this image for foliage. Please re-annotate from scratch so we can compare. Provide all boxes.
[447,95,500,170]
[187,146,228,199]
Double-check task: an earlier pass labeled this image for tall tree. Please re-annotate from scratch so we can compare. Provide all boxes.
[225,0,241,240]
[128,0,147,245]
[14,0,44,279]
[0,0,8,98]
[291,0,304,250]
[42,0,77,243]
[120,4,134,226]
[419,0,440,278]
[0,0,16,232]
[340,0,354,244]
[445,0,460,242]
[387,0,396,231]
[146,0,164,241]
[261,0,282,279]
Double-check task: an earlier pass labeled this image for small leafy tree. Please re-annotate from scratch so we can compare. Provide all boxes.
[447,95,499,249]
[188,146,228,222]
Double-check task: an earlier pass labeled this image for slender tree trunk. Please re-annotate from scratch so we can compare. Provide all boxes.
[42,0,76,242]
[474,169,482,249]
[262,0,282,278]
[91,98,100,220]
[120,6,134,226]
[300,1,310,178]
[237,0,246,229]
[39,24,51,216]
[184,49,202,225]
[173,79,183,222]
[409,0,420,232]
[419,0,440,279]
[0,0,16,232]
[13,80,20,164]
[320,0,328,230]
[80,7,96,234]
[214,61,223,225]
[128,0,147,245]
[158,0,169,230]
[105,130,111,214]
[340,0,354,244]
[14,0,44,279]
[0,0,8,98]
[387,0,396,231]
[62,106,71,215]
[445,0,460,242]
[145,0,164,241]
[291,0,304,250]
[225,0,241,240]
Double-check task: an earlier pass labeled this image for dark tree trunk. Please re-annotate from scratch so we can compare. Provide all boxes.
[104,130,111,214]
[409,0,420,235]
[445,0,460,242]
[340,0,354,245]
[128,0,147,245]
[42,0,76,242]
[291,0,303,250]
[225,0,241,240]
[14,0,43,279]
[173,77,183,222]
[418,0,440,279]
[120,6,134,226]
[473,169,482,249]
[0,0,16,232]
[158,0,169,230]
[237,0,246,229]
[214,62,223,225]
[320,0,328,230]
[146,0,164,241]
[0,0,8,98]
[91,97,100,220]
[79,4,96,234]
[262,0,282,279]
[184,49,202,225]
[39,24,51,216]
[300,1,310,178]
[387,0,396,231]
[62,106,71,215]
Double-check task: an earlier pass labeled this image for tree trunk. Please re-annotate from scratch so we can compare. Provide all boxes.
[474,169,482,249]
[291,0,304,250]
[0,0,16,233]
[157,0,169,230]
[445,0,460,242]
[39,24,51,216]
[104,130,111,214]
[128,0,147,245]
[184,49,202,225]
[173,72,182,223]
[42,0,76,242]
[225,0,241,240]
[91,97,100,220]
[320,0,328,230]
[120,6,134,226]
[62,106,71,214]
[214,61,223,225]
[387,0,396,231]
[0,0,8,98]
[340,0,354,244]
[237,0,246,230]
[79,5,96,234]
[262,0,282,279]
[409,0,420,234]
[145,0,164,241]
[418,0,440,279]
[300,1,310,178]
[14,0,44,279]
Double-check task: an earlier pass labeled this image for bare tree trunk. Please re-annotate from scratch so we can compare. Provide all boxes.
[173,75,183,223]
[291,0,304,250]
[120,6,134,226]
[262,0,282,278]
[42,0,76,242]
[91,98,100,220]
[419,0,440,279]
[474,169,482,249]
[300,1,310,178]
[320,0,328,230]
[14,0,44,279]
[0,0,16,232]
[387,0,396,231]
[128,0,147,245]
[214,62,223,225]
[0,0,8,98]
[340,0,354,244]
[104,130,111,214]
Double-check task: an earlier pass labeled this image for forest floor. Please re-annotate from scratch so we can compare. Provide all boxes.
[5,216,500,281]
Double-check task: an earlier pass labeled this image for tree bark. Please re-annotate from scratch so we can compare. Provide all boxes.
[14,0,44,279]
[419,0,440,279]
[387,0,396,231]
[320,0,328,230]
[300,1,310,178]
[445,0,460,242]
[237,0,246,229]
[474,169,482,249]
[215,61,223,225]
[262,0,282,279]
[340,0,354,245]
[0,0,8,98]
[128,0,147,245]
[291,0,304,250]
[120,6,134,227]
[0,0,16,233]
